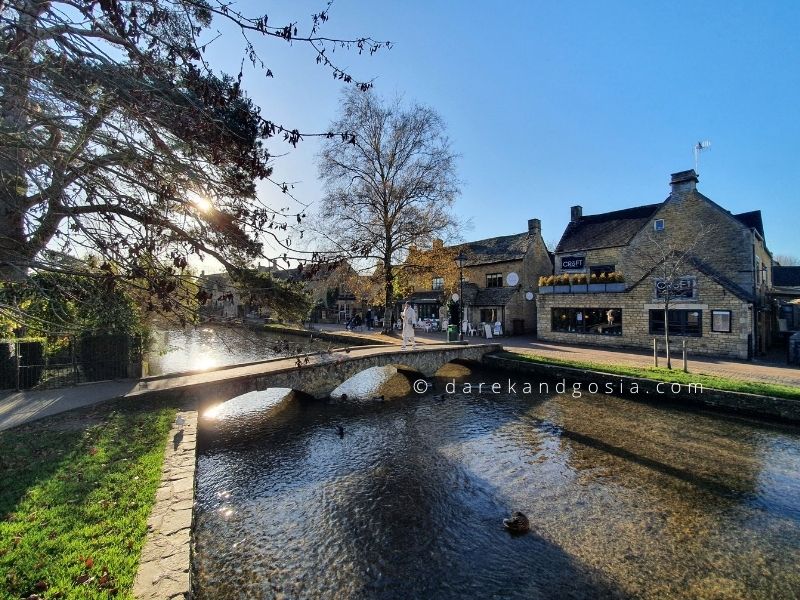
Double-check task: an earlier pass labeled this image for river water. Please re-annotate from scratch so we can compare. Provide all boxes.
[146,326,328,375]
[193,365,800,599]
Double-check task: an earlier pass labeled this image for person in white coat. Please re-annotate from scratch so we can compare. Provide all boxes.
[401,302,417,350]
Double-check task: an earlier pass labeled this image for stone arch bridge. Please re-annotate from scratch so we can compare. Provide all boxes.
[136,343,503,405]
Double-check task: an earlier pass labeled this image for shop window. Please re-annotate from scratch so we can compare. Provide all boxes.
[486,273,503,288]
[551,308,622,335]
[649,309,702,337]
[432,277,444,290]
[589,264,615,278]
[711,310,732,333]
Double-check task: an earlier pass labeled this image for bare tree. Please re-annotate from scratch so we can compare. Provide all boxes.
[0,0,388,323]
[628,224,715,369]
[775,254,800,266]
[315,90,459,333]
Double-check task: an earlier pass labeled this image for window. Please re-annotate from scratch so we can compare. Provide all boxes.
[654,276,697,300]
[432,277,444,290]
[551,308,622,335]
[480,308,498,323]
[649,309,702,337]
[654,219,665,231]
[590,264,615,279]
[486,273,503,288]
[711,310,732,333]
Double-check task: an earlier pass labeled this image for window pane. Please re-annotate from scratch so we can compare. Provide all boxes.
[712,310,731,333]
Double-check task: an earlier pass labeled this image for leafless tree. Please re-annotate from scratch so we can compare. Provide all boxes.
[775,254,800,266]
[315,89,459,333]
[628,224,715,369]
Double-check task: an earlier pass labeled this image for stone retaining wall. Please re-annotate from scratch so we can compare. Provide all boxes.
[483,354,800,423]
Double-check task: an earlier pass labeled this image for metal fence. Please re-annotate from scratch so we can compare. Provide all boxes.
[0,333,142,391]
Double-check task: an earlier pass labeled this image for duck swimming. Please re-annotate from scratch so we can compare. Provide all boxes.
[503,511,530,534]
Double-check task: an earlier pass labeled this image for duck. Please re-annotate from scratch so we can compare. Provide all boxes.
[340,393,348,401]
[503,511,530,534]
[336,425,345,438]
[372,395,385,402]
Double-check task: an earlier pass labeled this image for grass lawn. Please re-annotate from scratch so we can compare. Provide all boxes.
[0,398,178,599]
[498,351,800,401]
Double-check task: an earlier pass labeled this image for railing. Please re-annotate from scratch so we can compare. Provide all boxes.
[0,333,143,392]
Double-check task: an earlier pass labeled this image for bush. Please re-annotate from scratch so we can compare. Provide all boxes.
[79,334,135,381]
[0,342,15,390]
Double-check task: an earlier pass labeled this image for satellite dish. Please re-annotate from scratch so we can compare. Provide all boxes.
[507,272,519,286]
[451,293,459,302]
[525,291,534,301]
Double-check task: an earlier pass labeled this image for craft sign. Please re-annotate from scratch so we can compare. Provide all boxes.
[560,256,585,270]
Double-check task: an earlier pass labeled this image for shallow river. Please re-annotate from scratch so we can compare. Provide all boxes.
[193,366,800,599]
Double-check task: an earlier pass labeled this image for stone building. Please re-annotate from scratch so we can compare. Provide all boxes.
[537,169,773,359]
[402,218,553,334]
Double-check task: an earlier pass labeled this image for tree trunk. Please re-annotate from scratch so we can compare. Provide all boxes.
[664,304,671,370]
[383,259,393,334]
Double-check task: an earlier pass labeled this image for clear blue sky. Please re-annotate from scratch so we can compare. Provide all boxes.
[208,0,800,260]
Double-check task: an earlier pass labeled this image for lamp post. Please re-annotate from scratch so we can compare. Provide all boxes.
[454,252,467,342]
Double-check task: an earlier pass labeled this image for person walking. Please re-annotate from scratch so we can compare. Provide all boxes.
[401,302,417,350]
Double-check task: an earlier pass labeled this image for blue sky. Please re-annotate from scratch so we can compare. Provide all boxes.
[208,1,799,261]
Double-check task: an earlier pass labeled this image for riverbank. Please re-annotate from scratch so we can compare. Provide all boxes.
[487,352,800,422]
[0,396,179,599]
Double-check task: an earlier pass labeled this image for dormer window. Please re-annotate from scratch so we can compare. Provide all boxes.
[654,219,665,232]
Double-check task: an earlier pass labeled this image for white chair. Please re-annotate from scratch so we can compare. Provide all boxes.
[467,323,478,336]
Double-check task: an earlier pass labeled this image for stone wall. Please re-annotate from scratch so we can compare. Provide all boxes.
[555,246,623,276]
[537,270,753,359]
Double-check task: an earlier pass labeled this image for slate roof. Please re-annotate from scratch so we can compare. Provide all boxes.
[474,286,519,307]
[774,266,800,287]
[733,211,764,237]
[454,232,531,266]
[555,203,663,253]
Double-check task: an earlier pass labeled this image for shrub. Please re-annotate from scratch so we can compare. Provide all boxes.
[599,272,608,282]
[79,333,135,381]
[572,273,588,285]
[538,276,548,287]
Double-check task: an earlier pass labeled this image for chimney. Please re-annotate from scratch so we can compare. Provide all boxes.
[570,205,583,222]
[432,238,444,250]
[670,169,698,194]
[528,218,541,236]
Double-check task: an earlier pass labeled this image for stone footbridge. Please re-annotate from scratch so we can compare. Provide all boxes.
[137,343,503,405]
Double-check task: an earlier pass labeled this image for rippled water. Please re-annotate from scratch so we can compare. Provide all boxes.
[194,367,800,599]
[146,326,326,375]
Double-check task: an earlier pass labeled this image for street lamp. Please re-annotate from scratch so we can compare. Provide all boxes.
[454,252,467,342]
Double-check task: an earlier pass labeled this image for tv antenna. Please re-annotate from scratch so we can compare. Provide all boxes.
[694,140,711,173]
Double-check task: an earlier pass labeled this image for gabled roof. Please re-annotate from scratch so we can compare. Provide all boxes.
[733,211,764,238]
[774,266,800,287]
[555,203,663,253]
[455,232,530,266]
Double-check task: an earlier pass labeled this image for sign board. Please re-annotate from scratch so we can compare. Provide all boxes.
[451,293,459,302]
[506,272,519,286]
[484,323,493,338]
[560,255,585,271]
[654,277,696,299]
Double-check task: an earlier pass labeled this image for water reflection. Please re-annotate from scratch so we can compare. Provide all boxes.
[194,368,800,599]
[146,326,324,375]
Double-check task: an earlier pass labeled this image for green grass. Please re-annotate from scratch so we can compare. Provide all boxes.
[498,351,800,401]
[0,399,178,599]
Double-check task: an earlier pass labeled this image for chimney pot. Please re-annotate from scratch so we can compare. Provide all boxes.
[528,218,541,236]
[670,169,698,193]
[570,205,583,222]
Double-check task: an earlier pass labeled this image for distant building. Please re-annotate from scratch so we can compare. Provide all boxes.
[401,219,553,334]
[537,169,773,359]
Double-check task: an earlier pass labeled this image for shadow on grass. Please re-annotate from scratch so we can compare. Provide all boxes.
[0,395,183,599]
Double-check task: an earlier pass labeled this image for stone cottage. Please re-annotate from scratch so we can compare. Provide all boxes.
[537,169,773,359]
[402,218,553,334]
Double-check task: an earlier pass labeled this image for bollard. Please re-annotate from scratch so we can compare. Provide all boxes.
[653,338,658,368]
[682,340,687,373]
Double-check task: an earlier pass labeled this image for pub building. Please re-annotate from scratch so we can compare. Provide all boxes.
[536,170,773,359]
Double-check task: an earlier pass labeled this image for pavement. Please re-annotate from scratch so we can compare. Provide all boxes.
[1,325,797,432]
